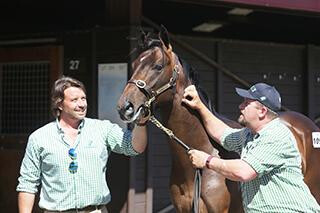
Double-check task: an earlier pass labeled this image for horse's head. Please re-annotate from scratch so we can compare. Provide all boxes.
[117,26,180,124]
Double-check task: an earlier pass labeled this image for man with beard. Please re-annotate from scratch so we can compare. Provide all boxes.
[182,83,320,212]
[17,76,148,213]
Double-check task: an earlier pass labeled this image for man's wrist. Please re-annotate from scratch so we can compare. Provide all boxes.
[206,155,214,169]
[197,102,206,112]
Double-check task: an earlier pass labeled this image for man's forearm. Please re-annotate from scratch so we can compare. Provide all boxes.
[207,157,257,182]
[18,192,35,213]
[131,125,147,153]
[197,103,229,144]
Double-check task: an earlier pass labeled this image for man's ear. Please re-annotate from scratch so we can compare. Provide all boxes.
[258,105,268,119]
[57,99,63,111]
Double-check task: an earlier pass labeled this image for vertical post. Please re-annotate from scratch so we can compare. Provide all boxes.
[105,0,142,25]
[216,42,224,113]
[127,158,136,213]
[91,29,97,115]
[146,123,153,213]
[306,45,316,120]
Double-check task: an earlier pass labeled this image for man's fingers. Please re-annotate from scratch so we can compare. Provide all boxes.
[184,85,194,91]
[183,89,193,98]
[188,85,196,90]
[181,98,190,105]
[184,85,196,94]
[188,149,195,155]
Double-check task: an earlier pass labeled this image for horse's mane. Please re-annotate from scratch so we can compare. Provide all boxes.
[178,57,214,113]
[178,56,236,156]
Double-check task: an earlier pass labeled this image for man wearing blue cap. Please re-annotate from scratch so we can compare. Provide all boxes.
[182,83,320,212]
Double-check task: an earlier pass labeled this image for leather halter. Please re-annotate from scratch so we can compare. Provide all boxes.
[126,52,201,213]
[127,65,179,117]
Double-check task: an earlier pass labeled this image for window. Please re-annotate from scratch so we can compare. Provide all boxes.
[1,62,50,134]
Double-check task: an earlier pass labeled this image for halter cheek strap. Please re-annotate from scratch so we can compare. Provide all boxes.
[127,65,179,109]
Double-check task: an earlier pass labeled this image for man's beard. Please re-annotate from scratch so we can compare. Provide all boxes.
[237,114,246,127]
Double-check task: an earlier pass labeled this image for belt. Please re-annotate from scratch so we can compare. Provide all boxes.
[71,204,104,212]
[45,205,105,213]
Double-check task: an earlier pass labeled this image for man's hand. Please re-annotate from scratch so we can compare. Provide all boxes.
[182,85,203,110]
[188,149,210,169]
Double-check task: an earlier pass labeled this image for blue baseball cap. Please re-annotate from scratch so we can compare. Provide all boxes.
[235,83,281,112]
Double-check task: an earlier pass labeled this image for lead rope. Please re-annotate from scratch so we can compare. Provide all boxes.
[148,115,201,213]
[193,169,202,213]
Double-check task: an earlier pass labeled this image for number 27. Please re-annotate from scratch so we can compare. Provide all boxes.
[69,60,80,70]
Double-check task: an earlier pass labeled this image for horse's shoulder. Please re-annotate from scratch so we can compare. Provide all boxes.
[217,114,242,129]
[279,111,320,131]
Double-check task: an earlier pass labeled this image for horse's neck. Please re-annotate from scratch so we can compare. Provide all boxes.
[159,84,207,142]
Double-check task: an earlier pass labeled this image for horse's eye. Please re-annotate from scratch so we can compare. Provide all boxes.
[153,64,163,71]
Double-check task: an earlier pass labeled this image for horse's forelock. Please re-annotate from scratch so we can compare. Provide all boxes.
[128,36,163,63]
[142,38,162,51]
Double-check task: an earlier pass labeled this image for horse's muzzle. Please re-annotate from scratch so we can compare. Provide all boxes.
[117,100,149,123]
[118,100,134,121]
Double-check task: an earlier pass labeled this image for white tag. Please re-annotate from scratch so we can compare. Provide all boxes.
[89,209,101,213]
[312,132,320,148]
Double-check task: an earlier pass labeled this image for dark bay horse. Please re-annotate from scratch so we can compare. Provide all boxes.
[117,27,320,212]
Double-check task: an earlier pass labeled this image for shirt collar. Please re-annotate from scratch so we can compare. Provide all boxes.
[256,117,280,137]
[55,118,86,133]
[56,118,63,134]
[78,119,85,131]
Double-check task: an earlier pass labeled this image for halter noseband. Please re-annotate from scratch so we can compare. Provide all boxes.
[127,65,179,116]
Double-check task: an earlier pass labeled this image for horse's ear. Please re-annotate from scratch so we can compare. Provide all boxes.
[159,25,170,49]
[140,27,147,43]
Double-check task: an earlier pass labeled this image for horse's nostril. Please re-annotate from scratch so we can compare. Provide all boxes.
[124,107,134,117]
[119,100,134,120]
[123,101,132,110]
[124,101,134,112]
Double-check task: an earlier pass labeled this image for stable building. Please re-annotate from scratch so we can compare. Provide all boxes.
[1,0,320,212]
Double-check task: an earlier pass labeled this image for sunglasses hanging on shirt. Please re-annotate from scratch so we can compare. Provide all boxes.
[68,148,78,173]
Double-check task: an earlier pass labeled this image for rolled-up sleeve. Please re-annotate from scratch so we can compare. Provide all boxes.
[220,127,249,155]
[101,120,139,156]
[16,135,41,193]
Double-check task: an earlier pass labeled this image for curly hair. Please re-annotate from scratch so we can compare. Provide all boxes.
[51,76,86,118]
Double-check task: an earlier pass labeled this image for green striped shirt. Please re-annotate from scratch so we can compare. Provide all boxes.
[17,118,139,211]
[221,118,320,212]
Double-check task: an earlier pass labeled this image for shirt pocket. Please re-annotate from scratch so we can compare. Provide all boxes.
[81,141,108,163]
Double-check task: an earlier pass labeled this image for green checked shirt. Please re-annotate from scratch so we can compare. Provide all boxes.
[17,118,139,211]
[221,118,320,213]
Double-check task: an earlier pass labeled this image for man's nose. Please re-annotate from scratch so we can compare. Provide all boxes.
[77,99,86,107]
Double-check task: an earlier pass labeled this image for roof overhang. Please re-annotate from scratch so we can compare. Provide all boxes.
[214,0,320,13]
[164,0,320,15]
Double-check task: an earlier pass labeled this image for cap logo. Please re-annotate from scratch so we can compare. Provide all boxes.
[260,96,266,101]
[250,86,257,92]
